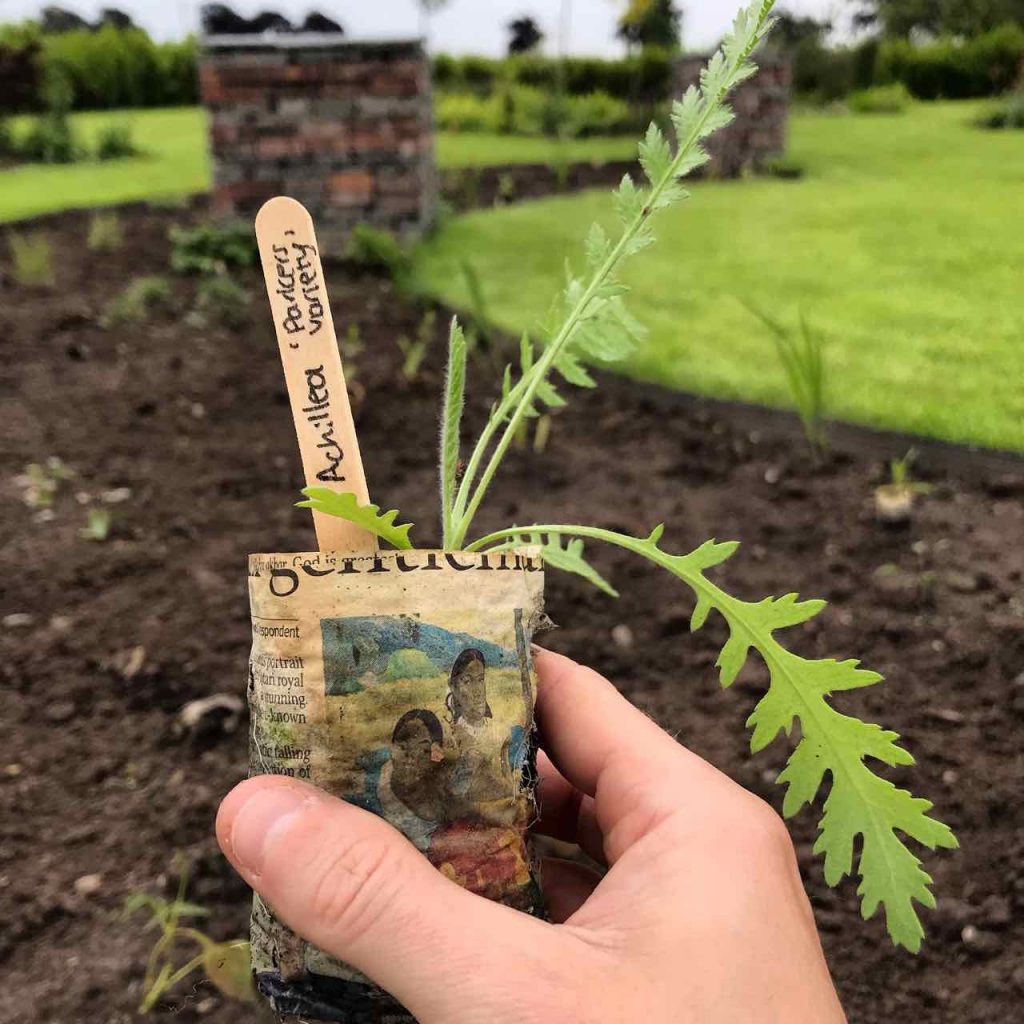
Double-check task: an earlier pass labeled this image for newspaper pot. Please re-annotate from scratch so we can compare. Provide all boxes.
[247,547,546,1022]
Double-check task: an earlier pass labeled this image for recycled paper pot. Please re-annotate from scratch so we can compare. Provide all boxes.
[247,548,546,1022]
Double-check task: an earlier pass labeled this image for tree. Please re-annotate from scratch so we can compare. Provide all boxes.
[855,0,1024,38]
[39,7,91,33]
[617,0,683,52]
[772,8,831,48]
[508,15,544,54]
[96,8,135,30]
[301,12,344,33]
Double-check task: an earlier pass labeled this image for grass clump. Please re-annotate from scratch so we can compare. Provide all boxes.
[87,211,124,252]
[103,276,172,326]
[744,302,828,453]
[8,232,56,287]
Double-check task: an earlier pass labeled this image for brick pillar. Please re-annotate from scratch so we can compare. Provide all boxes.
[200,35,436,251]
[673,51,791,177]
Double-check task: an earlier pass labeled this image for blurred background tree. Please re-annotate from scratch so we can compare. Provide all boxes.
[854,0,1024,38]
[508,15,543,55]
[617,0,683,53]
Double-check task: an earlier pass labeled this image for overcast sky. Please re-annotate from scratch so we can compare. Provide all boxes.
[0,0,849,52]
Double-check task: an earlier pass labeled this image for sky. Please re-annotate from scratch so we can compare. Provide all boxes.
[0,0,849,52]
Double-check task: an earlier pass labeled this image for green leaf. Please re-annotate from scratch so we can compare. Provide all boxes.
[296,489,414,550]
[466,522,956,951]
[638,122,673,186]
[440,317,467,547]
[485,531,618,597]
[203,941,256,1003]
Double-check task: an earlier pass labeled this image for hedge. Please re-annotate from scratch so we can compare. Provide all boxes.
[877,24,1024,100]
[431,51,675,104]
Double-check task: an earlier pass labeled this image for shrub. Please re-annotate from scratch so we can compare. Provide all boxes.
[194,275,251,328]
[103,276,172,326]
[169,222,258,275]
[877,23,1024,100]
[87,212,124,251]
[95,120,138,160]
[345,223,411,281]
[7,231,55,286]
[977,90,1024,129]
[848,82,911,114]
[17,66,79,164]
[383,649,438,682]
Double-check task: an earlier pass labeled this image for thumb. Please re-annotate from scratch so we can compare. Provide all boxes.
[216,775,568,1021]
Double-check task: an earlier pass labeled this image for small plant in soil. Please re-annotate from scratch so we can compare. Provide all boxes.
[745,300,828,454]
[79,506,113,542]
[345,223,411,283]
[7,231,56,287]
[87,212,124,252]
[126,863,254,1012]
[193,274,251,329]
[169,222,258,276]
[14,456,73,509]
[875,450,932,525]
[102,275,173,327]
[396,308,437,382]
[301,0,956,951]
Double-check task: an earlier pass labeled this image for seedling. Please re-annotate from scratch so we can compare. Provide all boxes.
[87,212,124,252]
[8,231,55,287]
[875,449,932,524]
[744,300,828,454]
[300,1,956,951]
[169,222,258,276]
[194,275,250,329]
[80,507,113,542]
[397,308,437,382]
[127,863,254,1012]
[14,457,73,509]
[103,276,173,327]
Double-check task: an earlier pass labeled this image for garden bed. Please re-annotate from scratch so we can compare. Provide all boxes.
[1,205,1022,1022]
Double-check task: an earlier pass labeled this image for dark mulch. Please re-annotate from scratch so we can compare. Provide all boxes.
[1,205,1022,1023]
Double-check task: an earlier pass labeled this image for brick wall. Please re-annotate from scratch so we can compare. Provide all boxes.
[200,35,436,249]
[673,53,791,177]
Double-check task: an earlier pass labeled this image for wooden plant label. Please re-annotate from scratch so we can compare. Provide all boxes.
[254,196,375,552]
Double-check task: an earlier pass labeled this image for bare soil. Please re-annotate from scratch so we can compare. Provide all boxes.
[1,205,1022,1024]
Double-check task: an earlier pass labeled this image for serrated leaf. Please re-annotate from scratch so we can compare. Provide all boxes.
[297,489,414,550]
[440,317,466,545]
[638,122,673,186]
[613,173,644,224]
[584,222,611,268]
[467,521,957,952]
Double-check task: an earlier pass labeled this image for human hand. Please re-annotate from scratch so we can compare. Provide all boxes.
[217,648,846,1023]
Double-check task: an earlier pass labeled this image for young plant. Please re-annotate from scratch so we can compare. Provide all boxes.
[127,865,254,1013]
[874,449,932,525]
[80,506,113,542]
[169,222,258,276]
[14,456,74,509]
[193,274,250,329]
[87,212,124,252]
[8,231,55,287]
[744,301,828,454]
[300,0,956,952]
[102,276,173,327]
[397,308,437,382]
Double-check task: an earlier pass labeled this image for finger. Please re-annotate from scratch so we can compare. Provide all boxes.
[533,648,741,860]
[217,775,567,1021]
[539,857,602,924]
[533,751,606,865]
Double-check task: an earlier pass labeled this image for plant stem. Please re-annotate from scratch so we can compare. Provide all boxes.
[450,16,769,549]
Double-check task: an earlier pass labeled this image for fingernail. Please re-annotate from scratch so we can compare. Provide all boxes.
[228,784,309,876]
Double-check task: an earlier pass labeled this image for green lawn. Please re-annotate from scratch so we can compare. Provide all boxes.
[412,101,1024,452]
[0,107,634,223]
